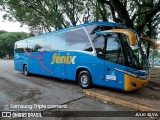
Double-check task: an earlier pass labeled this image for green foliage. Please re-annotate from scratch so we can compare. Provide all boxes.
[0,30,7,35]
[152,49,160,57]
[97,0,160,38]
[0,0,96,32]
[0,32,30,58]
[0,0,159,37]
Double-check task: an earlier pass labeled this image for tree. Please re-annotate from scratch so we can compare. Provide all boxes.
[150,49,159,67]
[0,0,95,32]
[0,32,30,58]
[0,30,7,35]
[0,0,159,37]
[97,0,160,37]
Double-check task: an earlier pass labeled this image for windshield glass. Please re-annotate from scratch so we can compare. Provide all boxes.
[119,34,148,69]
[85,25,148,70]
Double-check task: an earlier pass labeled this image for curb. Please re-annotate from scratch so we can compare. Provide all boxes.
[84,90,159,111]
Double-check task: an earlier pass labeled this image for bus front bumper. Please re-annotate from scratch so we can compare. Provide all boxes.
[124,74,149,91]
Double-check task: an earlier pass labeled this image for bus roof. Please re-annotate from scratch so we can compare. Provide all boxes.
[17,22,133,42]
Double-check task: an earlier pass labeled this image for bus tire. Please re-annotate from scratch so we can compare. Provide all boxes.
[23,65,29,76]
[78,70,92,89]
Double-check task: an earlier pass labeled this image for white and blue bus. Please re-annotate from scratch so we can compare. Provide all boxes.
[14,22,152,91]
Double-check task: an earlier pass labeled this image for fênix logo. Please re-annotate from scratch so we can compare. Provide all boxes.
[51,53,76,64]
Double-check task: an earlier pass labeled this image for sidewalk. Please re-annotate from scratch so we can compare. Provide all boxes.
[84,68,160,111]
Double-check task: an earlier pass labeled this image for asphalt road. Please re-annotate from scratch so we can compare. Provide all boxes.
[0,60,152,120]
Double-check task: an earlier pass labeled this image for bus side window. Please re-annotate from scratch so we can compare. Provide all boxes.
[105,34,124,65]
[66,29,93,52]
[92,35,105,54]
[48,34,66,51]
[14,44,17,50]
[15,41,27,53]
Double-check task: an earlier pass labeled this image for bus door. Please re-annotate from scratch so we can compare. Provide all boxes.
[103,34,124,90]
[50,33,66,79]
[52,51,66,79]
[93,35,106,87]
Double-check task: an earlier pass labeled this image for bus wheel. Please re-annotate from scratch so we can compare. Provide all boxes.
[23,65,29,76]
[78,70,92,89]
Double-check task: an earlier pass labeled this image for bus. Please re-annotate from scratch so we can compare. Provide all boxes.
[14,22,155,91]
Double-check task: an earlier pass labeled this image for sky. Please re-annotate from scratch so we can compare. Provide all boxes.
[0,11,29,33]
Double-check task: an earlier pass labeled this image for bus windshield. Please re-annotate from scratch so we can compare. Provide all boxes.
[94,29,149,70]
[119,34,148,69]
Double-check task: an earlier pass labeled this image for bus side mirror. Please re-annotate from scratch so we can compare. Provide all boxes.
[101,29,137,46]
[140,37,158,49]
[140,37,159,59]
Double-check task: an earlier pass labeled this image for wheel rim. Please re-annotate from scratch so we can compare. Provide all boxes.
[80,74,89,87]
[24,66,27,75]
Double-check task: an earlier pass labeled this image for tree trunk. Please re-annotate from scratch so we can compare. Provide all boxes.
[110,0,134,29]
